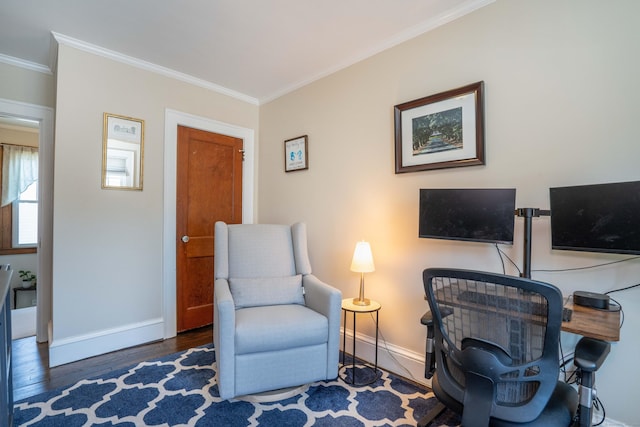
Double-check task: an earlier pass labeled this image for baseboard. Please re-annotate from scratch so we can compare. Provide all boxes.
[340,327,432,388]
[49,318,164,367]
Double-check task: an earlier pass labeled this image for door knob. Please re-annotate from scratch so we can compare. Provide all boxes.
[181,235,190,243]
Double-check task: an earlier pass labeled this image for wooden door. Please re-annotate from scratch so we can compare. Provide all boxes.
[176,125,243,332]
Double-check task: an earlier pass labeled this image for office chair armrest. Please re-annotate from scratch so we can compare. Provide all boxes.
[421,311,434,326]
[574,337,611,372]
[421,307,455,379]
[421,311,436,379]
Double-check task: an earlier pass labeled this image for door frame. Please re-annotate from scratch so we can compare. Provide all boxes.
[0,98,54,344]
[163,109,255,338]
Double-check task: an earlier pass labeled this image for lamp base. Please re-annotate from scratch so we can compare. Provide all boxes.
[352,297,370,306]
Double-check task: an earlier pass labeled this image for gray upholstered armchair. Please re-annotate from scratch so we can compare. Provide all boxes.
[213,221,342,400]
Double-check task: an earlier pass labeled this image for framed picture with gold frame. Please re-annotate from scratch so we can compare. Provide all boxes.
[102,113,144,190]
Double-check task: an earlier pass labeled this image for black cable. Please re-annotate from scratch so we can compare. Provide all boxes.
[533,255,640,273]
[494,244,506,274]
[612,299,625,329]
[558,342,574,383]
[367,312,417,381]
[494,244,522,275]
[593,396,606,426]
[606,283,640,294]
[605,289,634,329]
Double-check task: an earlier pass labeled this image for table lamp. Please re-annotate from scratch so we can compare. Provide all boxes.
[350,240,375,306]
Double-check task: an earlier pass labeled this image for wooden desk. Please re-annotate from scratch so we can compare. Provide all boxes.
[428,290,621,342]
[562,301,620,342]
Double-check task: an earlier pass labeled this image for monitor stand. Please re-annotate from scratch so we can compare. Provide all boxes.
[515,208,550,279]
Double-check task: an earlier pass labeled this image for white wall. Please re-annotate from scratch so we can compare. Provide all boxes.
[0,62,55,109]
[258,1,640,425]
[51,44,259,365]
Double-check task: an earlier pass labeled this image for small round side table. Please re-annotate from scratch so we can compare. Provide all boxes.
[340,298,381,386]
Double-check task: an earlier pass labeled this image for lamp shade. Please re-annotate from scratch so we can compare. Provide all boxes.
[350,241,375,273]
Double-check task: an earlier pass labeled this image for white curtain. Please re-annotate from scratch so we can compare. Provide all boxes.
[1,145,38,207]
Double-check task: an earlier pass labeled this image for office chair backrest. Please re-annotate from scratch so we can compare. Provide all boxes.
[423,268,564,425]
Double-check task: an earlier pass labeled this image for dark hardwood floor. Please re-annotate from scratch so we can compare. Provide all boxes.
[12,326,212,402]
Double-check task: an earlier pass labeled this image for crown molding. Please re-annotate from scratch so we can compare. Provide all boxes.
[260,0,495,104]
[0,53,52,75]
[48,33,59,76]
[51,32,259,106]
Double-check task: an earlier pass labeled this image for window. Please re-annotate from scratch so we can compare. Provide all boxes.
[13,181,37,247]
[0,147,38,255]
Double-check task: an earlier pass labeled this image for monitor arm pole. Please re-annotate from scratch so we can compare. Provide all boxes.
[515,208,550,279]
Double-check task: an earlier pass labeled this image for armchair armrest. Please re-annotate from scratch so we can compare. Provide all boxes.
[302,274,342,378]
[302,274,341,318]
[214,278,236,399]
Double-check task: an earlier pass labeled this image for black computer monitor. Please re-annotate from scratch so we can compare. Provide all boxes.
[549,180,640,255]
[419,188,516,245]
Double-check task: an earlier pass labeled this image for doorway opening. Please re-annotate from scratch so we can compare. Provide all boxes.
[0,114,39,338]
[0,98,55,344]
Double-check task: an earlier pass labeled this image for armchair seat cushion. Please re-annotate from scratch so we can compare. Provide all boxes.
[235,304,328,354]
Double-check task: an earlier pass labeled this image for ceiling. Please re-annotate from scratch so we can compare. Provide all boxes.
[0,0,492,104]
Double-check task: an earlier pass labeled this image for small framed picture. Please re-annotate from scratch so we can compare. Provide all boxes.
[284,135,308,172]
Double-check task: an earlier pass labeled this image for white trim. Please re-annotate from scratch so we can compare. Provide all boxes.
[0,53,52,75]
[51,32,259,106]
[48,318,164,367]
[0,98,54,345]
[163,109,255,338]
[48,32,59,75]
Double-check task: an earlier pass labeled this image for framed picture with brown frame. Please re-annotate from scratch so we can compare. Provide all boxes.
[284,135,308,172]
[394,81,485,173]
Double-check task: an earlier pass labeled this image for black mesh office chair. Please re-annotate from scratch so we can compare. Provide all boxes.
[420,268,609,427]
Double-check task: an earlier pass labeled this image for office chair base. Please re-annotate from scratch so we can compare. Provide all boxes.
[417,401,447,427]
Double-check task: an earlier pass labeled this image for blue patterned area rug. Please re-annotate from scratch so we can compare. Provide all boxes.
[14,344,460,426]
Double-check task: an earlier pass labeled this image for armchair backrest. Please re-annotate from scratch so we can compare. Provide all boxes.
[215,222,312,279]
[423,268,563,425]
[215,222,315,310]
